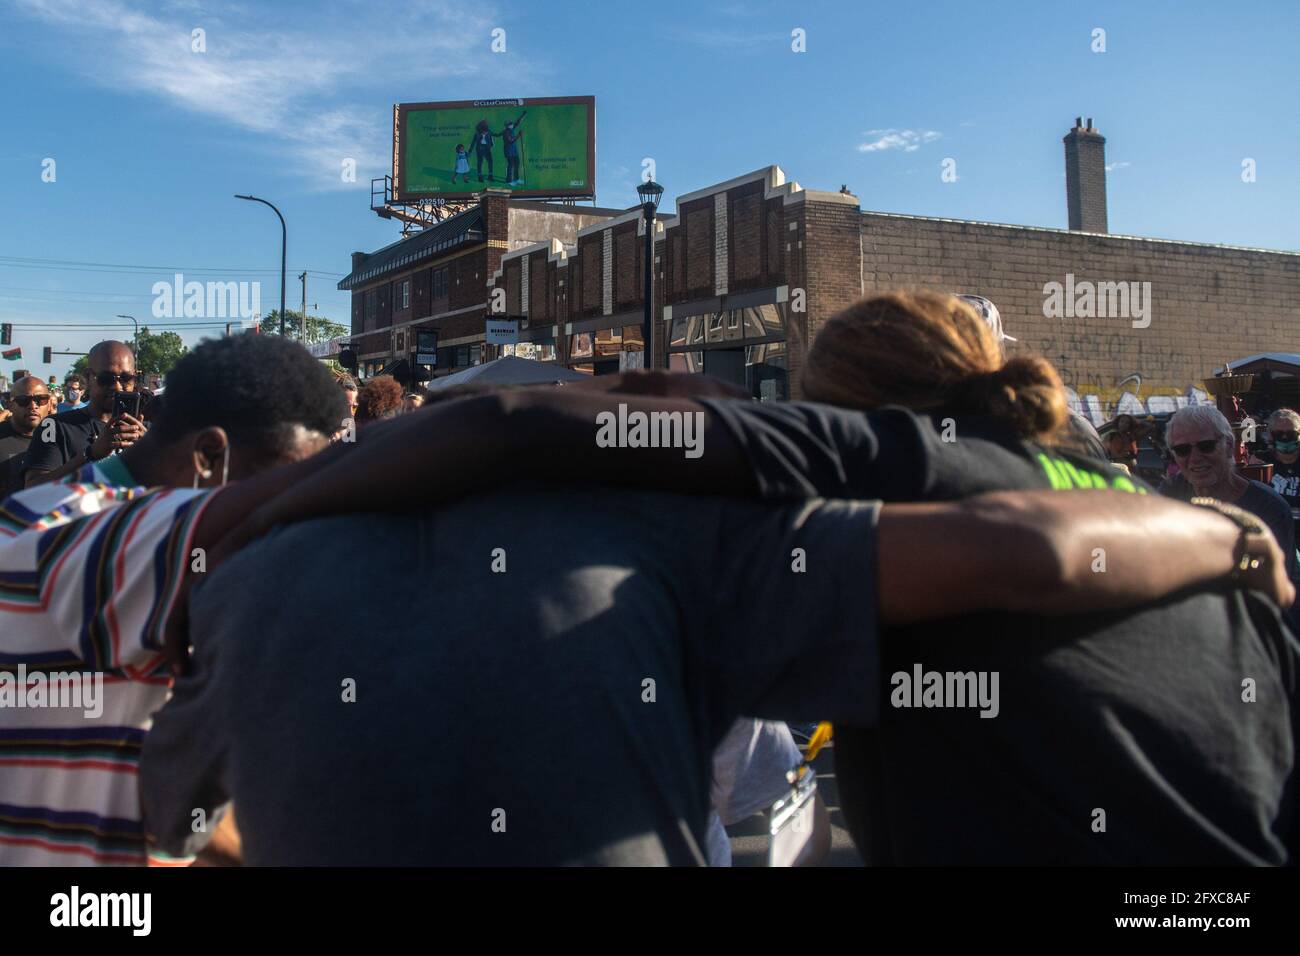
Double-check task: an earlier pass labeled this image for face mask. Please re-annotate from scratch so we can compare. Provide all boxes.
[1274,440,1299,454]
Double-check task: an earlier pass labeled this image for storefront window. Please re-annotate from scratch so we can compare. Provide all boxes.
[742,304,786,338]
[670,315,706,348]
[502,340,557,362]
[591,325,644,358]
[671,303,786,348]
[668,351,704,374]
[569,332,593,360]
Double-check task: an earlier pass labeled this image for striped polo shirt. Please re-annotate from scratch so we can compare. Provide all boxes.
[0,461,213,865]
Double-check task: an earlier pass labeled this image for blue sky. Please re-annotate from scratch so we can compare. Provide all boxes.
[0,0,1295,379]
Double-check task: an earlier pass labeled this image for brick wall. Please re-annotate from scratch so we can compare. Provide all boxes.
[683,202,714,297]
[529,252,548,322]
[729,182,762,290]
[579,238,601,317]
[797,195,862,400]
[860,212,1300,421]
[615,225,638,308]
[505,258,522,315]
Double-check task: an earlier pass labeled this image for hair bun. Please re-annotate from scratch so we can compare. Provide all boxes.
[953,357,1067,439]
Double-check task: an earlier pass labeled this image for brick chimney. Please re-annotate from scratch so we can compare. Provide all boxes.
[1063,117,1108,233]
[480,188,512,244]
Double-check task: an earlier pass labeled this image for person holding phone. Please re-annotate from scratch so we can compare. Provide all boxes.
[22,339,146,487]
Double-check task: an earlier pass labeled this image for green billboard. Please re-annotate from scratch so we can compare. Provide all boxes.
[395,96,595,201]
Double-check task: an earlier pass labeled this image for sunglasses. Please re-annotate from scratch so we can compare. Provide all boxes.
[94,371,137,387]
[1170,438,1221,458]
[13,394,51,407]
[1271,432,1299,443]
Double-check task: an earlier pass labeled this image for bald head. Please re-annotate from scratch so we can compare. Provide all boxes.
[8,375,53,436]
[88,340,135,370]
[85,339,137,418]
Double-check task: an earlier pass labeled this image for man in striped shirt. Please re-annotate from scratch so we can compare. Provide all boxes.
[0,335,347,865]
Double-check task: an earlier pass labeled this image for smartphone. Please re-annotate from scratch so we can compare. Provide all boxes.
[112,390,144,419]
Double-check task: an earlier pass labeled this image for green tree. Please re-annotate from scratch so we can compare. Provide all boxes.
[134,327,188,378]
[70,355,90,379]
[256,310,349,345]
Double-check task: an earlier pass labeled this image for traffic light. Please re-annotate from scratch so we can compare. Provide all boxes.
[43,346,52,364]
[1,323,10,345]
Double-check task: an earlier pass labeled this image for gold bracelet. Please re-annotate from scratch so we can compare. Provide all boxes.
[1189,497,1267,583]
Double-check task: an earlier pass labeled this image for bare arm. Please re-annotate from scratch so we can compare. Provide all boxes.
[204,383,1291,615]
[213,385,750,561]
[875,489,1292,623]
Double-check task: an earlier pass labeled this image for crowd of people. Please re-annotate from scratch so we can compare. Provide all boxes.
[0,290,1296,866]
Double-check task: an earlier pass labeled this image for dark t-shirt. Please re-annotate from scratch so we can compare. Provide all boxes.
[1158,473,1298,581]
[19,407,103,482]
[142,488,881,865]
[700,399,1299,864]
[1263,452,1300,509]
[0,421,33,499]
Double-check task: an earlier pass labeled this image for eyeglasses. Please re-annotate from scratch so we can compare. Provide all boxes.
[93,371,136,387]
[12,394,50,407]
[1170,438,1221,458]
[1271,432,1299,443]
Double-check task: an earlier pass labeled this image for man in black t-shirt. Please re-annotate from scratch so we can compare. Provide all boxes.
[698,398,1299,864]
[0,376,54,498]
[22,340,145,487]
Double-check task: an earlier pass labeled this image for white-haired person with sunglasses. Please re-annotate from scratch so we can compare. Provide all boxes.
[1159,404,1298,618]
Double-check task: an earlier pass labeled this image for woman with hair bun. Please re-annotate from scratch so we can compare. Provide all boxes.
[803,290,1068,444]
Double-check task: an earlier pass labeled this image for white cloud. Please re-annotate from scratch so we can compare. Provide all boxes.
[857,128,942,154]
[12,0,523,189]
[1105,161,1131,172]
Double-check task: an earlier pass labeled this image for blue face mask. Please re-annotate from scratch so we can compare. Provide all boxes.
[1274,440,1299,454]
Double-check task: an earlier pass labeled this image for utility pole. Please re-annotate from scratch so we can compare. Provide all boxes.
[299,271,308,344]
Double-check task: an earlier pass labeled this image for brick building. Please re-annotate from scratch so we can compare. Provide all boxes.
[340,122,1299,423]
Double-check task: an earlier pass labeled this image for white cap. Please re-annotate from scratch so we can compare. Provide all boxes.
[955,294,1017,345]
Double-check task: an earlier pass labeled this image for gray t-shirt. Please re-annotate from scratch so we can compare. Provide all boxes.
[141,487,880,865]
[706,718,804,866]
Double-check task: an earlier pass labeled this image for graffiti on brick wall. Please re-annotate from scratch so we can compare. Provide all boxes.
[1064,372,1211,427]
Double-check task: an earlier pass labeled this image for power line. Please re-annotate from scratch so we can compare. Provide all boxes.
[0,286,153,298]
[9,322,250,329]
[0,256,345,277]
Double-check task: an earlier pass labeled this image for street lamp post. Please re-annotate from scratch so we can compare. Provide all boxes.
[235,194,287,335]
[636,180,664,369]
[115,314,138,355]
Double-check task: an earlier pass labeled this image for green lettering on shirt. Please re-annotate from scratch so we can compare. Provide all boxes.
[1035,453,1146,495]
